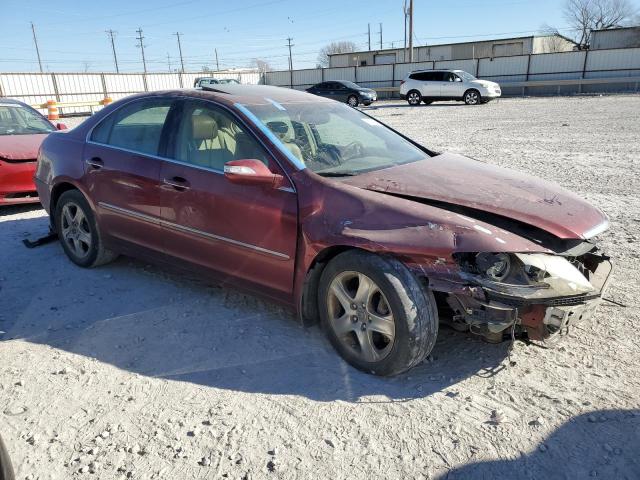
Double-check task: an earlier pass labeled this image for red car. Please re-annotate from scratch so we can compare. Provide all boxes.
[0,99,64,205]
[35,86,612,376]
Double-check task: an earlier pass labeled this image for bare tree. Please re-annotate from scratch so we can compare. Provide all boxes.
[253,58,272,73]
[563,0,638,46]
[317,41,358,67]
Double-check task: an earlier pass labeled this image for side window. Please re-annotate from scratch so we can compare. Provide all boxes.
[173,101,269,171]
[91,100,172,156]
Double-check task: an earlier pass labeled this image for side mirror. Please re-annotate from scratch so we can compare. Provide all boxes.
[224,159,284,188]
[56,123,67,130]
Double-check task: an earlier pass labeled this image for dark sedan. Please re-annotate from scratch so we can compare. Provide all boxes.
[306,80,377,107]
[35,85,611,376]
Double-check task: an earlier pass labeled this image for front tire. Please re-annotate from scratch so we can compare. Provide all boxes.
[318,250,439,376]
[464,89,481,105]
[406,90,422,106]
[55,190,118,268]
[347,95,359,107]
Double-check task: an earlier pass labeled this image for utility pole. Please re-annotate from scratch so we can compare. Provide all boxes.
[379,23,383,49]
[403,0,408,60]
[215,48,220,71]
[135,28,147,73]
[167,53,172,72]
[368,23,371,50]
[286,37,294,88]
[408,0,414,62]
[30,22,43,73]
[174,32,185,73]
[286,37,294,71]
[106,29,119,73]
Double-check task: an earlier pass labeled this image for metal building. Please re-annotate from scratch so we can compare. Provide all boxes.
[329,34,577,67]
[591,27,640,50]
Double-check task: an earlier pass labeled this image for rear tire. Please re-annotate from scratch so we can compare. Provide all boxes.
[318,250,439,376]
[55,190,118,268]
[464,89,481,105]
[406,90,422,106]
[347,95,359,107]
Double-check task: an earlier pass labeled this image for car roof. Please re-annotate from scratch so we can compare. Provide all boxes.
[163,85,333,106]
[410,69,463,74]
[0,98,28,107]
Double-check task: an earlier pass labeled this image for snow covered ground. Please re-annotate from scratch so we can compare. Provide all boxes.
[1,95,639,479]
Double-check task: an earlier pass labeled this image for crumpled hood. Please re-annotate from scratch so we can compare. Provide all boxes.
[0,134,48,160]
[342,153,608,240]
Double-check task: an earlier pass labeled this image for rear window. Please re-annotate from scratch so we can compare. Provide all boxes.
[409,71,444,81]
[90,99,172,155]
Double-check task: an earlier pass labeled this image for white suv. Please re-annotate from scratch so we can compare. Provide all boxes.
[400,69,501,106]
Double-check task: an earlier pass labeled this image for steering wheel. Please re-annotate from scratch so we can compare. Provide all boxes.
[313,144,342,167]
[342,141,365,160]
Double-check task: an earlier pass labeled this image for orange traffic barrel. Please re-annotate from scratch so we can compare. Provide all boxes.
[101,97,113,106]
[46,100,59,120]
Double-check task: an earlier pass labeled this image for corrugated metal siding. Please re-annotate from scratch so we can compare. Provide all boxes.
[529,51,586,79]
[479,55,529,78]
[435,59,477,74]
[324,67,356,82]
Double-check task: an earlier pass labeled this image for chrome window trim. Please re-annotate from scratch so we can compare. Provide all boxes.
[84,95,298,193]
[98,202,290,260]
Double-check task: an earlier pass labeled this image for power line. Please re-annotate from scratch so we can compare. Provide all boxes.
[30,22,43,73]
[135,27,147,73]
[106,29,119,73]
[174,32,185,73]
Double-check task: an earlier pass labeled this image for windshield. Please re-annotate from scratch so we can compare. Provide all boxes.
[0,104,54,135]
[243,101,428,176]
[456,71,476,81]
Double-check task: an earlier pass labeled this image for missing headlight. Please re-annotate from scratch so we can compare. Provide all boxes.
[476,253,511,281]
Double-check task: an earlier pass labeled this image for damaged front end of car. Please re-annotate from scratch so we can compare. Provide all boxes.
[425,244,612,343]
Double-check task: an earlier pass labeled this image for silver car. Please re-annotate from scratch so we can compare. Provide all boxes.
[399,69,501,106]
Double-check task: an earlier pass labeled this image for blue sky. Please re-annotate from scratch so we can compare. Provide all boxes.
[0,0,631,73]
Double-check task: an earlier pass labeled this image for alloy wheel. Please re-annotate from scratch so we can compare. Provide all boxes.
[347,96,358,107]
[327,271,396,362]
[61,202,92,259]
[408,92,421,105]
[465,91,479,105]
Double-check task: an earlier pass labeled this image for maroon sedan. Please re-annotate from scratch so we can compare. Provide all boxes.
[35,86,612,376]
[0,99,64,205]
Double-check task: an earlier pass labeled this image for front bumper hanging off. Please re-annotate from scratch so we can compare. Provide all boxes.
[440,253,613,343]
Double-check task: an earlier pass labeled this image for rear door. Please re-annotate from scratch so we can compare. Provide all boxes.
[83,98,175,252]
[420,71,444,97]
[158,99,298,296]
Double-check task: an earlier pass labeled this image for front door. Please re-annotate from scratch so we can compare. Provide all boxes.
[440,72,465,98]
[83,98,175,252]
[158,100,298,296]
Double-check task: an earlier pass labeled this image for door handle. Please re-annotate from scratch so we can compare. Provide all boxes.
[85,157,104,169]
[163,176,190,191]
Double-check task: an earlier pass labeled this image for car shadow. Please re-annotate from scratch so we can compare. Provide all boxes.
[0,203,42,218]
[437,409,640,479]
[1,214,512,403]
[362,102,467,110]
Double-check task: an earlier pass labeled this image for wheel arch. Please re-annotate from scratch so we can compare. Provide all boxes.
[299,245,369,326]
[49,180,95,231]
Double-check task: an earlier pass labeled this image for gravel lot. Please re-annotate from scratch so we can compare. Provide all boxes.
[1,95,639,480]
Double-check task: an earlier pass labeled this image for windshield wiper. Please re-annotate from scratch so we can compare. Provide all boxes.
[315,171,359,177]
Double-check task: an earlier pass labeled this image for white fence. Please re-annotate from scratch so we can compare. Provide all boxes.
[264,47,640,96]
[0,70,261,115]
